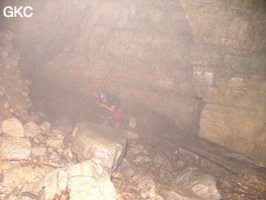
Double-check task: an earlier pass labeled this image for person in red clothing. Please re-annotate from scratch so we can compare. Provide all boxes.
[95,90,125,129]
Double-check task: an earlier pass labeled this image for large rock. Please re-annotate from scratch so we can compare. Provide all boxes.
[23,160,117,200]
[199,104,266,158]
[24,121,40,138]
[0,137,31,160]
[45,134,64,149]
[31,146,48,160]
[173,169,221,200]
[0,166,45,194]
[1,118,24,137]
[67,161,117,200]
[71,122,127,173]
[38,121,51,135]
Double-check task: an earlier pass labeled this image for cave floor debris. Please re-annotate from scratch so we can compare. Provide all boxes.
[1,29,265,200]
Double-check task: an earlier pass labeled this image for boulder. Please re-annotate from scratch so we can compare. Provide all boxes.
[24,121,40,138]
[1,166,45,194]
[45,134,64,149]
[0,137,31,160]
[173,169,222,200]
[67,160,117,200]
[31,146,48,160]
[71,122,127,173]
[1,118,24,137]
[22,160,117,200]
[38,121,51,135]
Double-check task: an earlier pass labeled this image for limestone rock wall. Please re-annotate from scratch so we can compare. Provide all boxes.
[180,0,266,163]
[0,0,203,133]
[0,30,31,123]
[1,0,265,163]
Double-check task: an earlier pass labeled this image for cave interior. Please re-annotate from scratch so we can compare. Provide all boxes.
[0,0,265,199]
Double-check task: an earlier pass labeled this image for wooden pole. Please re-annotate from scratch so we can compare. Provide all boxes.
[161,132,266,182]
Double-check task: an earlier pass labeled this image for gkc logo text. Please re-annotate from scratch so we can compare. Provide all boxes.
[3,6,33,18]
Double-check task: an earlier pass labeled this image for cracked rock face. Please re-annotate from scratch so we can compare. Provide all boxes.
[71,122,127,173]
[180,0,266,163]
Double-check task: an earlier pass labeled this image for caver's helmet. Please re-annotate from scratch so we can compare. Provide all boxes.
[100,90,109,102]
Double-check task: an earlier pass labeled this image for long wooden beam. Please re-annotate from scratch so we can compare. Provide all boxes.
[161,132,266,182]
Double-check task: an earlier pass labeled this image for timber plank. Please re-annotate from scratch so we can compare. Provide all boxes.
[162,132,266,182]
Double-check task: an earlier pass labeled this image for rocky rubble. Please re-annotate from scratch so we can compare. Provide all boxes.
[112,132,222,200]
[1,29,265,200]
[0,117,122,200]
[0,29,221,199]
[0,30,117,200]
[0,112,223,199]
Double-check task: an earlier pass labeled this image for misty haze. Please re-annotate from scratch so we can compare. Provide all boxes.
[0,0,265,199]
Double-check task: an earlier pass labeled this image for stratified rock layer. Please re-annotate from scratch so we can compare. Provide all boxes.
[0,0,203,134]
[180,0,266,163]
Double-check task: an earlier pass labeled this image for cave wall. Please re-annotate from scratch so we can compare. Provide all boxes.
[180,0,266,163]
[0,0,265,162]
[0,0,203,133]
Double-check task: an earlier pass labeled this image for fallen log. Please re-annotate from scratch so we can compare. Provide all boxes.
[161,132,266,182]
